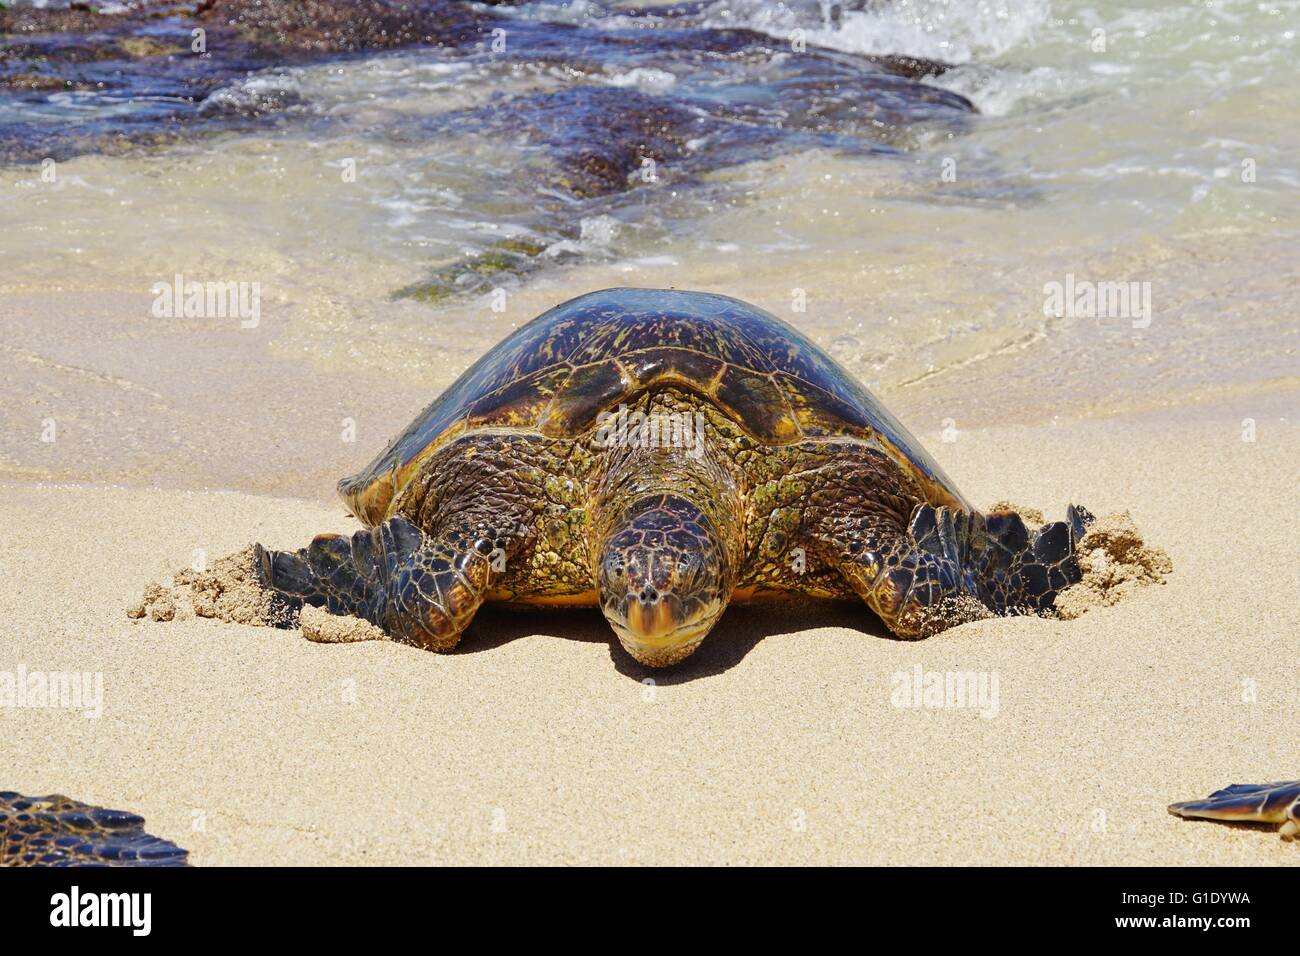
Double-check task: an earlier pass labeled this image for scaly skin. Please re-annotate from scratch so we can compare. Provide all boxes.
[589,391,745,664]
[0,792,188,866]
[260,387,1092,664]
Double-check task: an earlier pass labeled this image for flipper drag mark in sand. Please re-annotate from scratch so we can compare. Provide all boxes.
[1169,781,1300,840]
[0,792,190,866]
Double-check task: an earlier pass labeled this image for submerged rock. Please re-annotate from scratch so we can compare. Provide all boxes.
[1,0,970,163]
[194,0,486,54]
[1,0,975,295]
[0,0,492,161]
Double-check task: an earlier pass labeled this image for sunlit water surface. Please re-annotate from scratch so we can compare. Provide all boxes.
[2,0,1296,450]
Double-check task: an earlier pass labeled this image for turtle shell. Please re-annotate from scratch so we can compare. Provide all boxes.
[341,288,967,524]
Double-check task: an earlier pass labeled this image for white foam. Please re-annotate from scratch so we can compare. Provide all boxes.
[699,0,1051,64]
[200,72,303,113]
[579,215,622,247]
[603,67,678,92]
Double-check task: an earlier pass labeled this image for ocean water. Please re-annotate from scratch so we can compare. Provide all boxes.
[2,0,1296,444]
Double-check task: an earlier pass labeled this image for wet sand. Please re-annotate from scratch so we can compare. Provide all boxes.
[2,387,1295,865]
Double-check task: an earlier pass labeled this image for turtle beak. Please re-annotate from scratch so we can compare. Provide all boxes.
[604,585,719,667]
[624,585,682,642]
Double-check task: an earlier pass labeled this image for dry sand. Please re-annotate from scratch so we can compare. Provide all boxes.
[1,388,1295,865]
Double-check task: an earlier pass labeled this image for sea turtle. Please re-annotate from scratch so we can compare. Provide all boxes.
[257,288,1094,666]
[1170,781,1300,840]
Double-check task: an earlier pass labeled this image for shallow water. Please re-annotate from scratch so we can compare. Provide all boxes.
[1,0,1296,492]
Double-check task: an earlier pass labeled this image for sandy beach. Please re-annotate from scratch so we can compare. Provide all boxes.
[2,383,1294,865]
[2,0,1297,869]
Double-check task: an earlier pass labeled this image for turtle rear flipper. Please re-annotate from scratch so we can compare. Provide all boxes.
[1169,780,1300,839]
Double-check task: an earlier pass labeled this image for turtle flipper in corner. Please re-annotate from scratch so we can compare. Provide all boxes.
[1169,780,1300,840]
[0,792,189,866]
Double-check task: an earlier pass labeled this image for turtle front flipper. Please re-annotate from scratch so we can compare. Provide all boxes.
[830,505,986,638]
[826,503,1097,638]
[971,504,1094,616]
[257,516,506,651]
[1169,781,1300,840]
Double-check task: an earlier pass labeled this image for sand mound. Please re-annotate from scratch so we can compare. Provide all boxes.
[127,547,388,642]
[127,546,298,628]
[299,604,388,643]
[1055,511,1172,619]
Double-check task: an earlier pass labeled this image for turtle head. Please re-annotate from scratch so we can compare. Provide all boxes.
[597,494,731,667]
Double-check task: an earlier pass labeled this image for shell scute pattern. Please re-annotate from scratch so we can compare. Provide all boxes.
[341,288,966,525]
